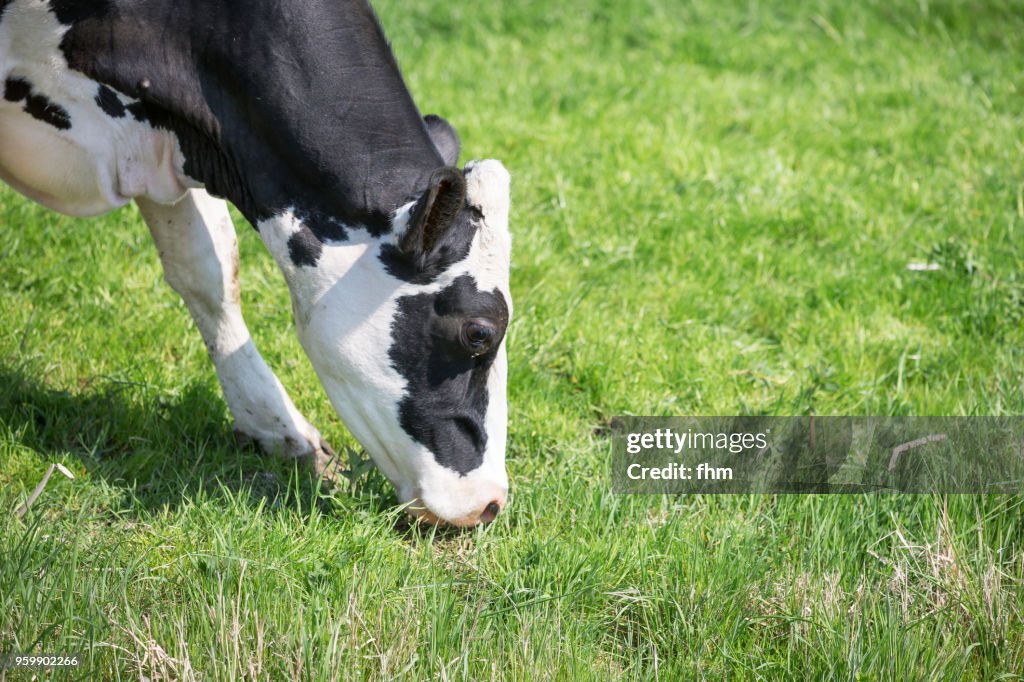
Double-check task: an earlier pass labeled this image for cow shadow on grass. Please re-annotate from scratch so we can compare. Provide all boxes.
[0,363,399,521]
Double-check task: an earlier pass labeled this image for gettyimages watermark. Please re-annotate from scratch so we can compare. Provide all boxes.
[611,417,1024,493]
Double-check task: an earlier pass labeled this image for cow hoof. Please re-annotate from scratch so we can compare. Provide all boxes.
[233,428,258,450]
[304,437,344,485]
[232,428,342,484]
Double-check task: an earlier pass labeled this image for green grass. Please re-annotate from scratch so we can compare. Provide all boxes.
[3,0,1024,678]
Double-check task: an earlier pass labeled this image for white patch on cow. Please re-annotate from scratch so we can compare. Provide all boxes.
[462,159,513,306]
[0,0,191,215]
[255,160,514,525]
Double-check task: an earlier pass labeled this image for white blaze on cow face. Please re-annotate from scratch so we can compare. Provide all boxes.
[258,160,512,527]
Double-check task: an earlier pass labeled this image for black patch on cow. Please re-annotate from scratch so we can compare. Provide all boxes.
[48,0,112,26]
[4,77,72,130]
[95,84,125,117]
[287,227,323,268]
[3,77,30,102]
[52,0,449,236]
[388,275,509,475]
[24,92,72,130]
[125,101,148,122]
[298,208,348,243]
[378,243,419,282]
[0,0,13,23]
[283,209,351,268]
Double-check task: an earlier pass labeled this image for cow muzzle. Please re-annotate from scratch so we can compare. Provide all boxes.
[406,483,508,528]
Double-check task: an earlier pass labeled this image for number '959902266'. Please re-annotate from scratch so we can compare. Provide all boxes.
[0,654,81,669]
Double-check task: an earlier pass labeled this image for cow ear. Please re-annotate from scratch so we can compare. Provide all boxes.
[424,114,460,166]
[400,167,467,270]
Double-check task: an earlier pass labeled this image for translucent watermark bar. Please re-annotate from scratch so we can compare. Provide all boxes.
[610,417,1024,493]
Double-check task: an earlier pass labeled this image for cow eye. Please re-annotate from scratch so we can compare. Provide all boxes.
[461,320,496,355]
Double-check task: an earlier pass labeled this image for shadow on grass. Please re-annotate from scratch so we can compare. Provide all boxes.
[0,363,398,520]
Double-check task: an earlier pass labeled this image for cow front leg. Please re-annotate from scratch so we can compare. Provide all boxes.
[136,190,339,476]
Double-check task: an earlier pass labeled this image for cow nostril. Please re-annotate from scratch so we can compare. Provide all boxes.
[480,500,501,524]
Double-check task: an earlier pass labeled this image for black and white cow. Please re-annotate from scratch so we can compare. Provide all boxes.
[0,0,512,526]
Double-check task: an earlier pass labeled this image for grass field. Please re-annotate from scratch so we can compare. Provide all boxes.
[3,0,1024,678]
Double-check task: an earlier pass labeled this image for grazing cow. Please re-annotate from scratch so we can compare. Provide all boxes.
[0,0,512,526]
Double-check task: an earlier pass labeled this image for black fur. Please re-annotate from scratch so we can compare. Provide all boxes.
[94,84,125,118]
[283,208,350,268]
[125,101,148,122]
[287,226,323,268]
[4,77,72,130]
[305,209,349,239]
[49,0,111,25]
[3,77,30,102]
[54,0,455,255]
[388,275,509,475]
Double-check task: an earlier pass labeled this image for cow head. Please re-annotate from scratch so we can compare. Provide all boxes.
[259,158,512,527]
